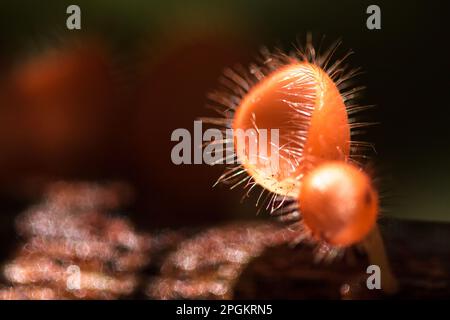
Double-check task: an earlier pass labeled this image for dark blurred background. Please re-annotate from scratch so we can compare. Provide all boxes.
[0,0,448,240]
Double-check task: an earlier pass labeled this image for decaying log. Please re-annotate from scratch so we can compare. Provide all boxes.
[0,182,448,299]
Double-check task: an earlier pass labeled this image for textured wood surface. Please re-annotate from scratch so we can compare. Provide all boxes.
[0,182,449,299]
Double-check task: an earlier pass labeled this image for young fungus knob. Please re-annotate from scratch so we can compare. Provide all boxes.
[298,161,378,246]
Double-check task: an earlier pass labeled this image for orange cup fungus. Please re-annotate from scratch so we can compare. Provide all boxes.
[208,42,379,247]
[233,62,350,197]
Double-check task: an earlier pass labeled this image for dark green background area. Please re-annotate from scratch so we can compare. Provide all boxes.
[0,0,448,223]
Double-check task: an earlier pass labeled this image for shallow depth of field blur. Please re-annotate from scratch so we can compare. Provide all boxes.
[0,0,448,253]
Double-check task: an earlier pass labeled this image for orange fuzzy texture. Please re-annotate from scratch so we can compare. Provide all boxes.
[298,161,378,246]
[233,62,350,197]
